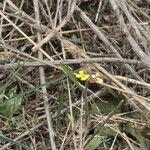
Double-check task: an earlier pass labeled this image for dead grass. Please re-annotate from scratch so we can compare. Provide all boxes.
[0,0,150,149]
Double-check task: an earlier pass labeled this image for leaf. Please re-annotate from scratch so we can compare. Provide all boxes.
[0,93,4,102]
[0,87,22,118]
[0,64,22,94]
[56,89,66,131]
[1,87,22,118]
[85,135,103,150]
[6,97,22,118]
[60,64,81,88]
[8,87,17,98]
[71,35,81,43]
[0,75,66,119]
[0,93,6,117]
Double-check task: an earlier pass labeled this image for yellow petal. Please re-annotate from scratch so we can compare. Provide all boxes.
[75,73,81,78]
[80,74,90,81]
[79,70,84,75]
[95,72,100,77]
[96,78,103,84]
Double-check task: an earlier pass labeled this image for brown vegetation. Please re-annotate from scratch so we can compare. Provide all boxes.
[0,0,150,149]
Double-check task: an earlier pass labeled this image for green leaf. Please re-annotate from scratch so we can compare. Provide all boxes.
[0,87,22,118]
[0,93,5,117]
[0,93,4,102]
[0,74,65,107]
[60,64,81,88]
[6,97,22,118]
[8,87,17,98]
[0,74,65,119]
[57,89,66,130]
[0,65,22,94]
[71,35,81,43]
[85,135,103,150]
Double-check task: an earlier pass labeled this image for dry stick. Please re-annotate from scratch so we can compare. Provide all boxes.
[3,0,150,48]
[0,87,105,150]
[75,6,144,83]
[2,21,149,42]
[2,11,48,33]
[33,0,56,150]
[65,2,78,149]
[67,79,77,150]
[42,0,53,28]
[0,43,61,70]
[1,56,150,89]
[120,0,144,42]
[6,0,24,41]
[126,0,150,20]
[120,0,149,43]
[108,125,138,150]
[1,7,149,109]
[95,0,109,25]
[110,0,150,68]
[5,0,35,22]
[61,39,150,111]
[115,76,150,88]
[0,121,46,150]
[0,45,110,103]
[84,99,125,147]
[0,87,109,150]
[0,10,53,61]
[0,58,144,70]
[0,83,142,150]
[122,133,135,150]
[95,0,103,23]
[74,7,150,110]
[60,123,71,150]
[4,0,52,34]
[3,0,150,36]
[4,0,77,149]
[32,0,76,51]
[5,0,48,31]
[16,75,35,88]
[1,50,149,90]
[110,133,118,150]
[101,82,150,102]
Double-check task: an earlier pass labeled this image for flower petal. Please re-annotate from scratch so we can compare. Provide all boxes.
[96,78,103,84]
[80,74,90,81]
[75,73,81,78]
[79,70,84,75]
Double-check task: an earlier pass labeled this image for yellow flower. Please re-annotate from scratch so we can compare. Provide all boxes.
[96,77,103,84]
[91,72,103,84]
[75,70,103,84]
[75,70,90,81]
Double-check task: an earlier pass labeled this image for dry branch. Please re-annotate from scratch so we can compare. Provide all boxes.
[0,58,145,70]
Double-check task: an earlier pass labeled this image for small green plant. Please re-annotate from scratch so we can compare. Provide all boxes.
[85,135,106,150]
[0,87,22,119]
